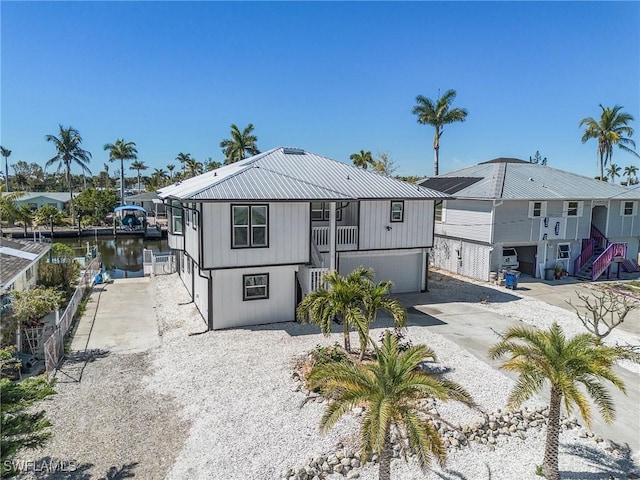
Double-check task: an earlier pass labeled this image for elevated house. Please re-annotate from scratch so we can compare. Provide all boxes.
[420,158,640,282]
[158,147,447,330]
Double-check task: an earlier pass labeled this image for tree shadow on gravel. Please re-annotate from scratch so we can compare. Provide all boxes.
[24,457,139,479]
[559,442,639,479]
[55,349,111,383]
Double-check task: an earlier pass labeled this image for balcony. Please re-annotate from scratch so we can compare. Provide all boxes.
[312,226,358,252]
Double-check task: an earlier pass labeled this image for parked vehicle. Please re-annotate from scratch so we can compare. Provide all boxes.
[501,247,519,270]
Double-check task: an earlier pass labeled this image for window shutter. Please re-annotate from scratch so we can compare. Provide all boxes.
[528,202,535,218]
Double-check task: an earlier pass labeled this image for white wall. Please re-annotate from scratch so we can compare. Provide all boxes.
[436,199,492,243]
[431,236,492,281]
[210,265,298,329]
[358,200,434,250]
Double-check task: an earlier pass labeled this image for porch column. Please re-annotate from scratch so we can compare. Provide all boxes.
[329,202,337,271]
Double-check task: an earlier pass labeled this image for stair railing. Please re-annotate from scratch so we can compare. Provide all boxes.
[591,242,627,280]
[574,239,594,273]
[591,224,608,249]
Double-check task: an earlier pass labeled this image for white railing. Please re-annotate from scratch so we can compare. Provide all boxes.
[299,266,330,294]
[312,226,358,250]
[143,249,176,276]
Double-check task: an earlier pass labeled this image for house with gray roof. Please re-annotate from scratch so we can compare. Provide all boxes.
[1,237,51,297]
[419,158,640,282]
[158,147,447,330]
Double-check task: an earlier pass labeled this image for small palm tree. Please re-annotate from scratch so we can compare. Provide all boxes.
[412,89,468,176]
[104,139,137,205]
[623,164,638,186]
[606,163,621,184]
[580,104,639,181]
[204,157,222,171]
[220,123,260,164]
[297,268,373,353]
[129,160,148,193]
[175,153,192,175]
[45,125,92,225]
[1,146,11,191]
[15,205,34,236]
[350,150,374,169]
[184,158,204,178]
[166,164,175,181]
[308,331,475,480]
[489,323,628,480]
[0,186,23,235]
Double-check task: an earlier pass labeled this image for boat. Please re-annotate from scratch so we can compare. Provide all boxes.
[113,205,147,235]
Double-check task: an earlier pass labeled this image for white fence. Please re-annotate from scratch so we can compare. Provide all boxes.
[298,266,329,295]
[312,226,358,250]
[143,249,176,276]
[43,255,102,378]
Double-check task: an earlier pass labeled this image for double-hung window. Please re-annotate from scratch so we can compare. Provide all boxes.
[171,201,183,234]
[621,201,637,216]
[563,201,583,217]
[311,202,342,221]
[390,201,404,222]
[232,205,268,248]
[243,273,269,300]
[528,201,547,218]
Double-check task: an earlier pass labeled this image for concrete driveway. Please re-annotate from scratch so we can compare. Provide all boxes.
[395,273,640,451]
[71,277,160,354]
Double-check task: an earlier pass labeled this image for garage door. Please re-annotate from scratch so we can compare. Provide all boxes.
[338,251,423,293]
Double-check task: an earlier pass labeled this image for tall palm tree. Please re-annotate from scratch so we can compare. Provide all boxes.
[220,123,260,164]
[104,139,137,205]
[606,163,621,184]
[308,331,475,480]
[103,163,110,188]
[45,125,92,225]
[297,268,373,353]
[167,164,175,181]
[184,158,204,178]
[580,104,639,182]
[623,164,638,186]
[412,89,468,176]
[129,160,148,193]
[350,150,374,170]
[489,323,628,480]
[1,146,11,192]
[175,152,192,176]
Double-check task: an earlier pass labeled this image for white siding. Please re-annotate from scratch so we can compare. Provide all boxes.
[202,202,310,269]
[437,200,492,243]
[431,236,492,281]
[210,265,297,329]
[338,250,424,293]
[183,205,200,262]
[193,266,209,323]
[358,200,434,250]
[167,232,184,251]
[607,200,640,238]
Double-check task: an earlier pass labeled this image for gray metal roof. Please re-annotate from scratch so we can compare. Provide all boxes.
[420,159,640,200]
[158,148,448,202]
[0,238,51,290]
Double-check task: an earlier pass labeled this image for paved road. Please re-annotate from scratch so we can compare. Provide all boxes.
[71,277,160,354]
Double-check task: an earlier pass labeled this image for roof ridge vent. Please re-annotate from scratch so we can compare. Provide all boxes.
[282,147,305,155]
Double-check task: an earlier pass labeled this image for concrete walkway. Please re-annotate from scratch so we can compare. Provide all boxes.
[71,277,160,354]
[396,277,640,451]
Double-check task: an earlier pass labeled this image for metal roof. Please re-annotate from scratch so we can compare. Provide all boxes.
[2,192,72,202]
[420,159,640,200]
[158,148,448,201]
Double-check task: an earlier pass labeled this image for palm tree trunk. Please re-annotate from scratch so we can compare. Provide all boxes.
[542,386,562,480]
[120,159,125,205]
[4,157,9,191]
[138,172,141,193]
[343,319,351,353]
[67,165,76,227]
[379,425,393,480]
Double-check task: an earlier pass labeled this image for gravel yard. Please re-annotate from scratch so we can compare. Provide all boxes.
[16,272,640,480]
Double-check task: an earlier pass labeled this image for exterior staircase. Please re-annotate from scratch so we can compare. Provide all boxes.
[574,225,628,281]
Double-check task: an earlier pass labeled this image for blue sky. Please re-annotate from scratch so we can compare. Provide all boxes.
[1,1,639,178]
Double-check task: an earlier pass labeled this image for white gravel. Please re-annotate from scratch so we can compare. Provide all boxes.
[148,274,640,480]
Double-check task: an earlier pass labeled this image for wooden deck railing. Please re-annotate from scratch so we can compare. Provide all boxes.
[591,243,627,280]
[574,239,594,273]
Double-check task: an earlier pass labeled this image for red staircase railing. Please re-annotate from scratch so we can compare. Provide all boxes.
[591,243,627,280]
[591,224,608,249]
[574,239,594,273]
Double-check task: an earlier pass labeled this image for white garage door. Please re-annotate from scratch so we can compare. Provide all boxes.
[338,251,423,293]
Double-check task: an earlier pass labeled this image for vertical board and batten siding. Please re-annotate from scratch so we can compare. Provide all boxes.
[607,200,639,238]
[437,200,492,243]
[431,236,492,281]
[210,265,297,329]
[192,267,209,324]
[183,207,200,262]
[338,250,424,293]
[358,200,434,250]
[201,202,310,269]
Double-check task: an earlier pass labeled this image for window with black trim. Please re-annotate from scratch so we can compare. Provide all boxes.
[557,243,570,260]
[435,201,443,222]
[311,202,342,221]
[243,273,269,300]
[232,205,268,248]
[171,200,183,234]
[192,204,198,230]
[390,201,404,222]
[622,201,636,216]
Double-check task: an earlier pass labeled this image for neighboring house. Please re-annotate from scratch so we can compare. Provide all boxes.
[2,191,72,211]
[0,237,51,300]
[158,147,447,330]
[420,158,640,282]
[125,192,167,217]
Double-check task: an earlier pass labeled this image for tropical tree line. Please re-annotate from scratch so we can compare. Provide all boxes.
[297,268,635,480]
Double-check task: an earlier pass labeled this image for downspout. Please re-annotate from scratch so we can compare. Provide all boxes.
[491,199,503,272]
[329,202,337,271]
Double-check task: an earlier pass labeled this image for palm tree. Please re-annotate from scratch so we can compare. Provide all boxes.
[175,152,192,176]
[350,150,374,169]
[45,125,92,225]
[623,164,638,186]
[489,323,628,480]
[15,205,34,237]
[167,164,175,181]
[580,105,640,182]
[412,89,468,176]
[204,157,222,171]
[0,185,23,235]
[184,158,204,178]
[104,139,137,205]
[129,160,148,193]
[308,331,475,480]
[1,146,11,191]
[102,163,110,188]
[359,280,407,360]
[606,163,621,184]
[220,123,260,164]
[297,268,373,353]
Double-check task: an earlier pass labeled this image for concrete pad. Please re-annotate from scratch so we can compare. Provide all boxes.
[71,277,159,354]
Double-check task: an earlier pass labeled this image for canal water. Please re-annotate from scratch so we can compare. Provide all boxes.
[57,236,170,279]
